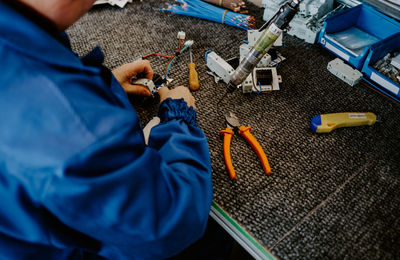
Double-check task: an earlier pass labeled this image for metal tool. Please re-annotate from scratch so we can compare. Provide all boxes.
[219,112,271,179]
[188,46,200,91]
[219,0,300,103]
[310,112,381,133]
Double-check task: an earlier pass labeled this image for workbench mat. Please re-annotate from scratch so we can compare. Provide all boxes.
[271,159,400,259]
[67,1,400,258]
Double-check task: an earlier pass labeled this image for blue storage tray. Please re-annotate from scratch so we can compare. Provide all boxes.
[362,32,400,100]
[318,4,400,70]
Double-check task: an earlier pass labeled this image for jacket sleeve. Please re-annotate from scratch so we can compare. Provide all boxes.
[40,97,213,260]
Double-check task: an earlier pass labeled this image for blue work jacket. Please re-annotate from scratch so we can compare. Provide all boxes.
[0,2,213,259]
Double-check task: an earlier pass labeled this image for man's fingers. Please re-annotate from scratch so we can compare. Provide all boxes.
[128,60,153,80]
[123,84,151,96]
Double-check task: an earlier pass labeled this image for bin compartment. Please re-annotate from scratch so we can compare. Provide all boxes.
[318,4,400,69]
[362,33,400,100]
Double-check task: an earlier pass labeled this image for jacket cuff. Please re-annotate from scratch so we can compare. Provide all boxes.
[158,98,197,126]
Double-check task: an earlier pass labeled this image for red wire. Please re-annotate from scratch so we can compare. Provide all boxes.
[143,36,182,60]
[142,53,174,59]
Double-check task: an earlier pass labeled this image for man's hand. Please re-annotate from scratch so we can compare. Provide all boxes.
[158,86,196,110]
[112,60,154,96]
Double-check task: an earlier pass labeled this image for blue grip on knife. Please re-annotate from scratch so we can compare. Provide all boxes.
[310,115,321,133]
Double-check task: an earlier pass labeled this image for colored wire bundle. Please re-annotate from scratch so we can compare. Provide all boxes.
[160,0,255,30]
[165,41,192,78]
[202,0,246,12]
[142,35,192,82]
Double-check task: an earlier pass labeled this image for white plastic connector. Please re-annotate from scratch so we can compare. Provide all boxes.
[177,31,186,40]
[327,58,362,86]
[253,67,280,91]
[206,51,235,84]
[242,74,254,93]
[242,68,281,93]
[184,40,194,47]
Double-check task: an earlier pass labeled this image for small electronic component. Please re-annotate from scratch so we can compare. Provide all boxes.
[242,67,281,93]
[206,51,235,84]
[241,74,254,93]
[253,67,281,92]
[131,78,157,96]
[327,58,362,86]
[177,31,186,40]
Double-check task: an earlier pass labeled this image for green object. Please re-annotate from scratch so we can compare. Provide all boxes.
[210,201,277,260]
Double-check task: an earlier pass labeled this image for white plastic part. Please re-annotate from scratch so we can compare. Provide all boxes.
[327,58,362,86]
[241,74,254,93]
[253,67,280,91]
[143,116,160,145]
[286,15,320,44]
[242,67,281,93]
[184,40,194,47]
[298,0,333,17]
[177,31,186,40]
[206,51,235,84]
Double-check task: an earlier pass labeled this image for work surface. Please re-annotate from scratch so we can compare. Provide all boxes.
[68,1,400,259]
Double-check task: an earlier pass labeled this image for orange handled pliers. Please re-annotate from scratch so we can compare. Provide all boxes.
[219,112,271,180]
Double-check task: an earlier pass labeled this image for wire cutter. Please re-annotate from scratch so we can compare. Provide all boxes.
[219,112,271,180]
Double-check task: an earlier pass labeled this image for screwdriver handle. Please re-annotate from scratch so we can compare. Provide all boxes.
[188,63,200,91]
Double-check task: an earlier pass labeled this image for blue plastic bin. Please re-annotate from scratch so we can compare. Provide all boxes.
[318,4,400,70]
[362,33,400,100]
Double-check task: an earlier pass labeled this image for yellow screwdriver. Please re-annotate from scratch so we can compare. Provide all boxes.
[188,46,199,91]
[310,112,381,133]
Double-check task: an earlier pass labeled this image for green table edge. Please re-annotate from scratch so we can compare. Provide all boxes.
[210,201,276,260]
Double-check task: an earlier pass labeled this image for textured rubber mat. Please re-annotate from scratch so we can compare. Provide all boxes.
[67,1,400,258]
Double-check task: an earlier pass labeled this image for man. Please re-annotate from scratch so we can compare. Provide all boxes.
[0,0,213,259]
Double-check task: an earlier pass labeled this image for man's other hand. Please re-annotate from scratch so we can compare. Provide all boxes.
[112,60,154,96]
[158,86,196,110]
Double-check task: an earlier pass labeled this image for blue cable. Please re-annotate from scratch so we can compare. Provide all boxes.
[257,81,262,93]
[165,43,191,79]
[160,0,254,30]
[204,50,213,62]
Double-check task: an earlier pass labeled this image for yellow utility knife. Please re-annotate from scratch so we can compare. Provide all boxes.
[310,112,380,133]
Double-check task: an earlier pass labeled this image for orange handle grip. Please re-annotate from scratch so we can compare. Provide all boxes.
[188,63,200,91]
[219,128,236,179]
[238,126,271,175]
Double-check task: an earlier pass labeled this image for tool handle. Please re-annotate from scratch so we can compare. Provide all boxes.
[188,63,200,91]
[219,128,236,180]
[238,126,271,175]
[311,112,377,133]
